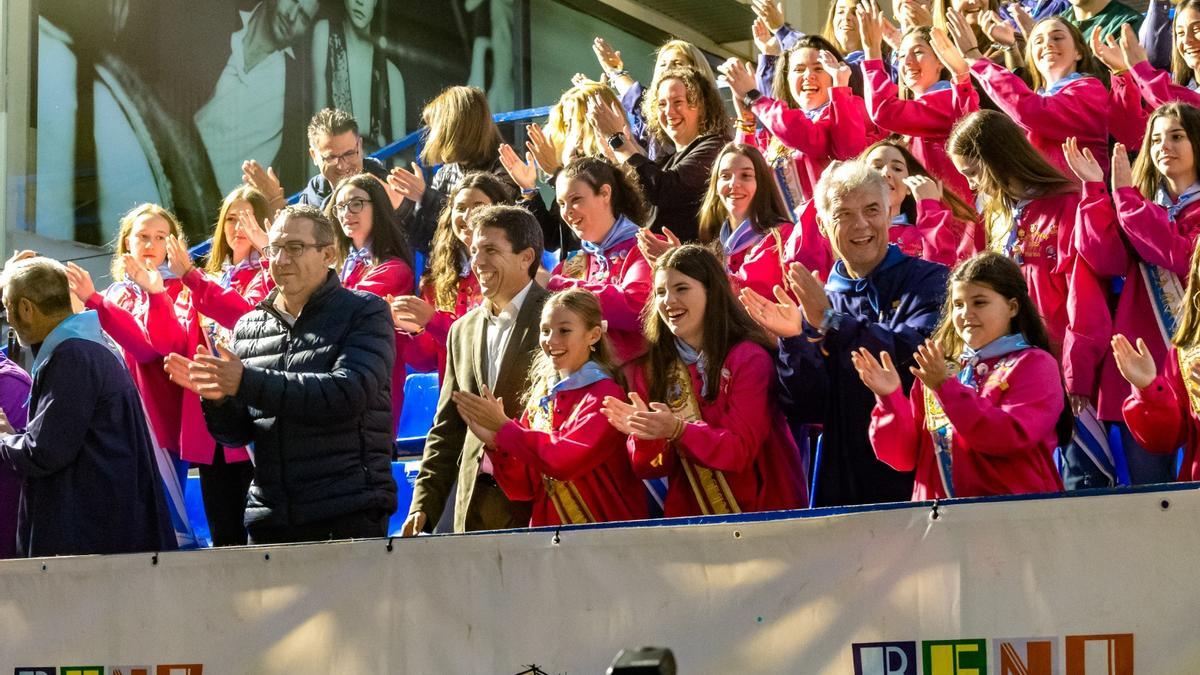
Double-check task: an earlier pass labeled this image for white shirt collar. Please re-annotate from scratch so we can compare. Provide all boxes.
[485,280,535,325]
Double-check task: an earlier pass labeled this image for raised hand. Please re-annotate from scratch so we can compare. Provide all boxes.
[498,143,539,191]
[235,209,271,252]
[981,10,1016,47]
[65,262,97,302]
[786,261,833,327]
[857,3,886,60]
[1111,142,1134,190]
[911,339,952,391]
[387,162,426,204]
[1090,28,1128,72]
[164,235,194,278]
[899,0,933,29]
[592,37,623,72]
[636,227,680,266]
[1007,2,1034,36]
[818,50,852,88]
[903,175,942,202]
[852,347,903,396]
[718,57,757,99]
[123,254,165,293]
[585,94,628,137]
[189,343,244,399]
[739,285,805,338]
[525,122,562,175]
[389,294,436,332]
[1116,22,1148,68]
[929,26,970,78]
[1112,334,1157,390]
[241,160,286,208]
[946,8,980,55]
[1062,137,1105,184]
[751,0,785,33]
[752,16,781,56]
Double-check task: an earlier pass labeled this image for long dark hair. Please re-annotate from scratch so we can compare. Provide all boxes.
[640,245,772,403]
[422,172,513,310]
[697,143,791,244]
[1172,0,1200,86]
[558,156,651,226]
[861,137,977,224]
[1132,102,1200,201]
[327,173,414,269]
[932,251,1073,447]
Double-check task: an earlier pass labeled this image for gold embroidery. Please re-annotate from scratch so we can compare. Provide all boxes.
[562,252,589,280]
[666,361,741,515]
[1178,344,1200,416]
[526,385,596,524]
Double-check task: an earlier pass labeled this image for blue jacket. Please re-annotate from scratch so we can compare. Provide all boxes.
[297,156,390,210]
[0,338,175,557]
[777,246,948,506]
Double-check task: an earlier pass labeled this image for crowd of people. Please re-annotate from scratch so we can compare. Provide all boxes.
[6,0,1200,555]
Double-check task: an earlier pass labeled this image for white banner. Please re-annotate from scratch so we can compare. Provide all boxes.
[2,486,1197,674]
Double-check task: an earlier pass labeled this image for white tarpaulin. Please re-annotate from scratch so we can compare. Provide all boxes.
[1,485,1195,674]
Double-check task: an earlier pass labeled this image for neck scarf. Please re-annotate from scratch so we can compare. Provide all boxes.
[579,214,640,279]
[1154,181,1200,222]
[891,212,911,226]
[957,333,1030,388]
[920,80,952,96]
[219,252,262,290]
[340,244,372,282]
[720,218,765,260]
[825,244,906,317]
[803,101,830,122]
[1037,71,1084,97]
[31,311,124,381]
[537,360,612,411]
[674,337,709,397]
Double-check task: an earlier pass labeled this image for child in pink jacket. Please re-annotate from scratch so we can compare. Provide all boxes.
[856,252,1067,499]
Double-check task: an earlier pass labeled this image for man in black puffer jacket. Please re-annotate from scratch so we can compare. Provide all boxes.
[170,205,397,544]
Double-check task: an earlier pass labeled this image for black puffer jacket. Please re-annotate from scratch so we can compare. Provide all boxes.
[202,272,397,528]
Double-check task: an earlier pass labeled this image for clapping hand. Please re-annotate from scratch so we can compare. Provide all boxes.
[453,386,509,446]
[387,162,427,204]
[1111,142,1134,190]
[739,285,805,338]
[1112,334,1156,390]
[911,339,952,391]
[636,227,681,266]
[851,347,903,396]
[164,235,194,279]
[1062,137,1104,184]
[123,254,165,294]
[498,143,539,191]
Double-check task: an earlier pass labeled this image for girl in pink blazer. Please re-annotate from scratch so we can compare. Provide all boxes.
[602,245,808,517]
[862,138,981,266]
[948,110,1115,489]
[1065,102,1200,483]
[932,11,1110,177]
[858,9,979,200]
[696,143,828,299]
[856,251,1068,499]
[327,173,416,432]
[546,157,653,364]
[719,35,878,217]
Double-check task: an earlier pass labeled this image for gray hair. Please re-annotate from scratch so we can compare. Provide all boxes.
[274,204,336,246]
[814,159,889,219]
[1,257,72,315]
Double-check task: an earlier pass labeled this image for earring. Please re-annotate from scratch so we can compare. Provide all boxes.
[590,343,598,352]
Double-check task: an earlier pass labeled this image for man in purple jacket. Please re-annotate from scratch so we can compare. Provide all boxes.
[742,159,948,507]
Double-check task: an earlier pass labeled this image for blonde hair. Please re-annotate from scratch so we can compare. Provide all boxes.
[111,203,184,280]
[543,81,623,163]
[655,39,718,85]
[204,185,271,276]
[1174,239,1200,348]
[419,86,503,167]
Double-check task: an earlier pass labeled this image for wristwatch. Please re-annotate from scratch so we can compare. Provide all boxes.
[607,132,626,150]
[741,89,763,109]
[818,308,843,336]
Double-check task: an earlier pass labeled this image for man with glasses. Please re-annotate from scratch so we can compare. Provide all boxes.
[167,205,398,544]
[244,108,396,213]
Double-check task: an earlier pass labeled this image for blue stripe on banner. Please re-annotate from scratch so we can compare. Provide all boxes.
[810,433,824,506]
[643,478,668,509]
[1072,410,1117,484]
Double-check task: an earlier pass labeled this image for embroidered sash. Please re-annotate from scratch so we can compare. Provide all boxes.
[665,360,741,515]
[768,141,807,217]
[1178,344,1200,416]
[923,381,957,498]
[526,385,596,525]
[1142,184,1200,344]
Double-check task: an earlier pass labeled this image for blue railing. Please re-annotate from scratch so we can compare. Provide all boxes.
[188,104,554,260]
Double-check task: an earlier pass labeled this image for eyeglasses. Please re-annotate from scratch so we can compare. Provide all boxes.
[320,148,360,166]
[334,198,369,215]
[263,241,330,259]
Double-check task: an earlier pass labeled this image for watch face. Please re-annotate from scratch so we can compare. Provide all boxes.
[609,134,624,149]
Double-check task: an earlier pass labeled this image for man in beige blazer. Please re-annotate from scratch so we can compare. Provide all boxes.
[402,205,546,534]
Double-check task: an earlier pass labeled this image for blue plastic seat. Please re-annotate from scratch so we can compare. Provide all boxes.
[387,459,423,536]
[396,372,440,456]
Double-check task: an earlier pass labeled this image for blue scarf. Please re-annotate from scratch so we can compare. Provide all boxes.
[1190,79,1200,92]
[340,244,373,282]
[537,360,612,411]
[891,213,911,226]
[579,214,639,278]
[803,101,830,122]
[920,80,952,96]
[218,252,261,290]
[1037,72,1084,97]
[720,219,765,259]
[674,337,709,397]
[31,311,124,381]
[458,250,472,278]
[825,244,906,317]
[957,333,1030,388]
[111,263,179,303]
[1154,182,1200,222]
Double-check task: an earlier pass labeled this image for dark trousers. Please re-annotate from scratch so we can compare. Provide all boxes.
[198,449,254,547]
[464,473,532,532]
[246,508,389,545]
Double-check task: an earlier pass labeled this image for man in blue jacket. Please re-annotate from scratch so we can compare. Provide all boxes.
[168,205,397,544]
[0,257,175,556]
[741,159,948,507]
